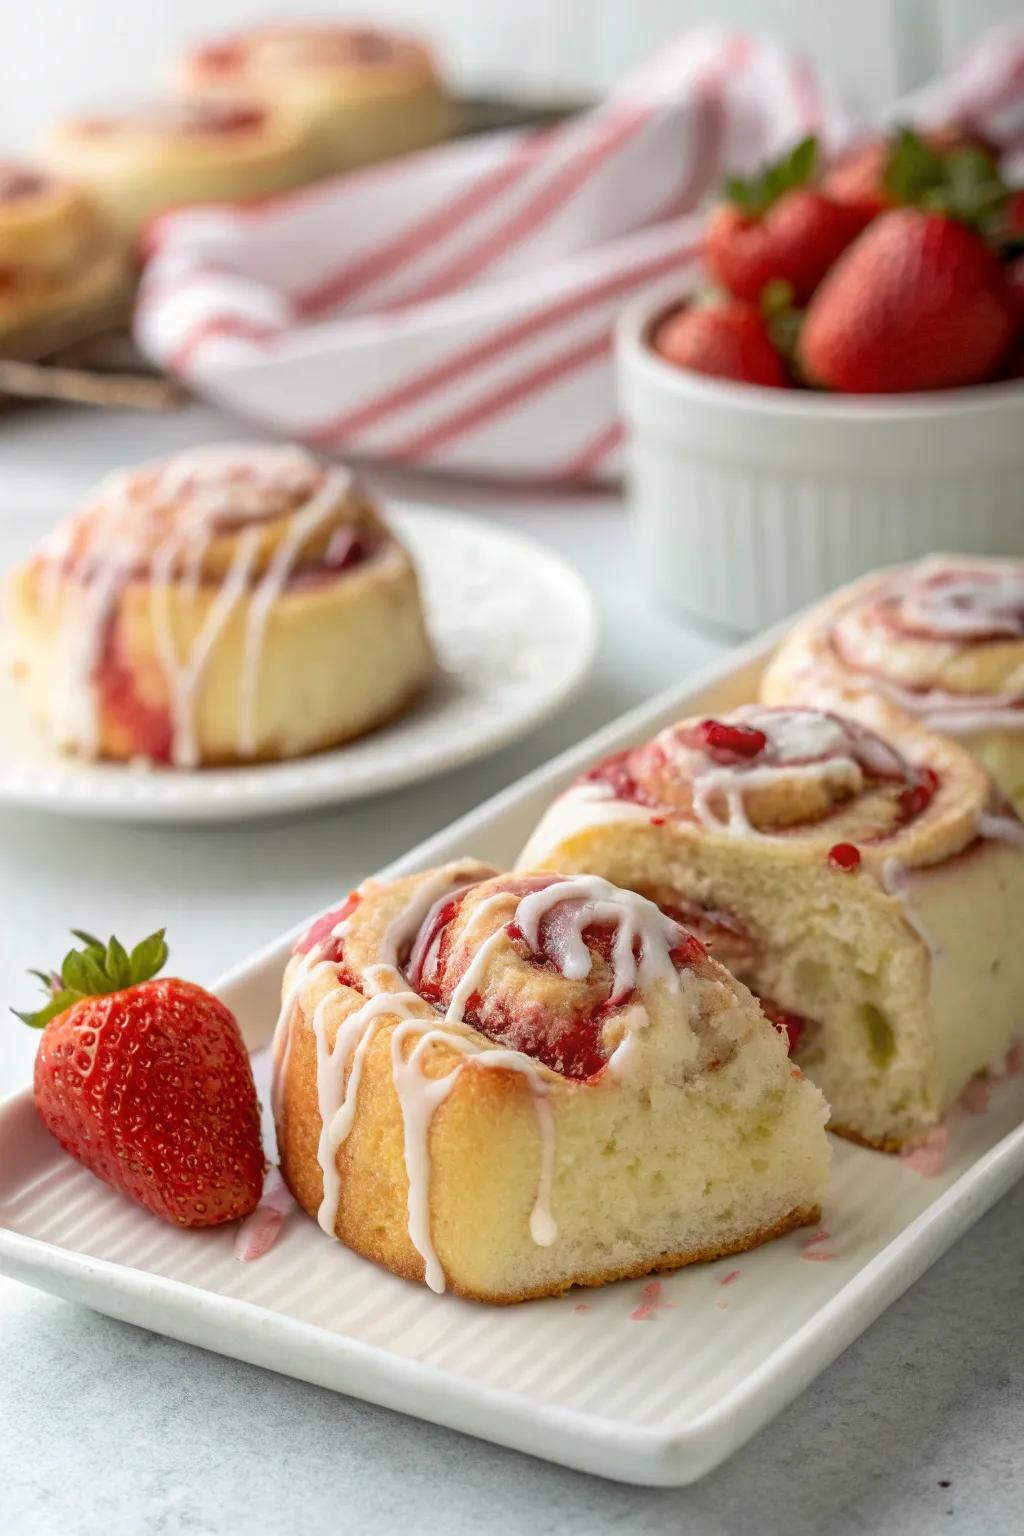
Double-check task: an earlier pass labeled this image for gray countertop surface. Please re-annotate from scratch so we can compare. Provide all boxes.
[1,403,1021,1536]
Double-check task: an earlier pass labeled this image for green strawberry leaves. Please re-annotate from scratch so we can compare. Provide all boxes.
[129,931,169,983]
[12,928,169,1028]
[883,127,945,206]
[724,135,819,215]
[884,126,1008,232]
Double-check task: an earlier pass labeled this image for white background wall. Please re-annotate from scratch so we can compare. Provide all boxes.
[1,0,1021,149]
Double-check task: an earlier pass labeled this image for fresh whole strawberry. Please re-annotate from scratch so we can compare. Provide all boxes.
[653,300,788,387]
[15,930,264,1227]
[799,208,1017,392]
[706,136,868,305]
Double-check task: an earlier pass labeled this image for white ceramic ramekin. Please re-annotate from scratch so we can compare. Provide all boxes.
[616,278,1024,634]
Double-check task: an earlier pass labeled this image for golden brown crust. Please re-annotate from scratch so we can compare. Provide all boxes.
[827,1121,919,1154]
[371,1204,823,1306]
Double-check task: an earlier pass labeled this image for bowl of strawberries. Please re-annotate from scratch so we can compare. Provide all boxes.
[616,128,1024,633]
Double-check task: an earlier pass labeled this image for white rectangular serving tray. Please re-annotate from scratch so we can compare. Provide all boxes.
[2,627,1023,1488]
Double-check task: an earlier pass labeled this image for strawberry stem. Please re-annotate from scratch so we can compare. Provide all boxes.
[723,135,819,215]
[884,126,1008,231]
[12,928,169,1029]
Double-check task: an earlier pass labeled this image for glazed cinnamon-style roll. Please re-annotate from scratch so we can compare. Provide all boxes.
[0,161,126,344]
[39,100,317,244]
[763,556,1024,815]
[518,705,1024,1151]
[6,443,434,766]
[176,22,450,176]
[273,860,829,1302]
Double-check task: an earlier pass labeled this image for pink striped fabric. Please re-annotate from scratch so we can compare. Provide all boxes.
[134,24,1024,483]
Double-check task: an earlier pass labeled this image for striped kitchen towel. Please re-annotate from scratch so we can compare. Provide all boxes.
[135,24,1024,483]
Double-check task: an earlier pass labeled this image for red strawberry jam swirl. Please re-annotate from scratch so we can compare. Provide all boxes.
[829,560,1024,730]
[759,999,808,1055]
[78,101,266,138]
[580,707,938,839]
[406,874,708,1081]
[295,891,362,963]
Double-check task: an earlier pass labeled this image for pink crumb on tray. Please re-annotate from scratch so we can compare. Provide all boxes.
[800,1227,839,1262]
[631,1279,677,1321]
[961,1077,992,1115]
[234,1168,296,1261]
[902,1036,1024,1177]
[901,1124,950,1178]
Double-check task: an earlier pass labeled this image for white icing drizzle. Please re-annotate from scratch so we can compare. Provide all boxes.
[379,862,494,974]
[831,559,1024,734]
[269,950,338,1121]
[660,708,902,839]
[881,859,942,959]
[312,987,411,1236]
[977,810,1024,849]
[514,874,684,1000]
[150,524,262,768]
[235,464,351,756]
[866,679,1024,736]
[299,975,557,1293]
[897,564,1024,641]
[388,1016,559,1288]
[48,478,139,757]
[527,1095,558,1246]
[691,758,861,836]
[275,870,719,1292]
[442,893,519,1025]
[38,444,354,765]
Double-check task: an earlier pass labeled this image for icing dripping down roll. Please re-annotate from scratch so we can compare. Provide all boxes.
[271,860,829,1301]
[5,442,435,767]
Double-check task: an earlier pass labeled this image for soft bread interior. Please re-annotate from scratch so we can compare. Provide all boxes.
[277,946,829,1302]
[518,817,1024,1149]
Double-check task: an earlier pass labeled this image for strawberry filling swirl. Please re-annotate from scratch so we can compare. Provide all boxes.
[37,447,384,766]
[315,874,713,1083]
[581,707,939,837]
[829,560,1024,729]
[77,102,267,138]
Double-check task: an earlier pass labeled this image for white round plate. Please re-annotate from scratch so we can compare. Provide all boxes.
[0,505,597,822]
